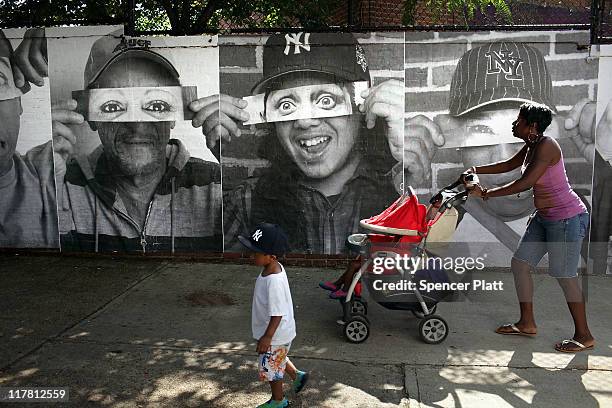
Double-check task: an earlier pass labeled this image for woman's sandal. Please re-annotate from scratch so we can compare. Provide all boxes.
[554,339,594,353]
[495,323,537,337]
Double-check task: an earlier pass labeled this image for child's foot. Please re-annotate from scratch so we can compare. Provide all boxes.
[292,370,309,394]
[319,281,338,291]
[256,398,288,408]
[329,289,347,299]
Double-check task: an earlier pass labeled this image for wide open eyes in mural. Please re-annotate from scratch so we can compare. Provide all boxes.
[72,86,197,122]
[242,81,368,125]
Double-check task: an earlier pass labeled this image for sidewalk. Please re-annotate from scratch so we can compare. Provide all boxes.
[0,254,611,407]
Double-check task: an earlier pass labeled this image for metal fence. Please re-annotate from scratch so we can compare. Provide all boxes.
[0,0,609,42]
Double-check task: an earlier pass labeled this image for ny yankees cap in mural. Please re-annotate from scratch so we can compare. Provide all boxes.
[251,32,371,94]
[449,42,557,116]
[238,223,290,256]
[84,29,179,88]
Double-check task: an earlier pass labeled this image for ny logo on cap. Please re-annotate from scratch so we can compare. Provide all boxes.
[252,229,263,242]
[485,50,523,80]
[284,32,310,55]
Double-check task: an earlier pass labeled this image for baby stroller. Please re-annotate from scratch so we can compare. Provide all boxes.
[339,174,479,344]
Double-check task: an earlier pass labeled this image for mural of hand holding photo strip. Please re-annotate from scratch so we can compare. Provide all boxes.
[46,26,222,254]
[0,25,611,270]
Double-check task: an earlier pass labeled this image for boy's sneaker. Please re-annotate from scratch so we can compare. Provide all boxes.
[292,370,309,394]
[319,281,338,291]
[256,398,288,408]
[329,289,347,299]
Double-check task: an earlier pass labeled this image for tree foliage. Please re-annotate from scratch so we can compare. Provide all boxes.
[403,0,513,26]
[0,0,512,33]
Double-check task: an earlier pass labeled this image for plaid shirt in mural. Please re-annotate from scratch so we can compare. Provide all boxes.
[58,139,222,253]
[224,159,398,254]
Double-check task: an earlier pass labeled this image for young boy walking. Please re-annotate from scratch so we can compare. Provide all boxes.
[239,223,309,408]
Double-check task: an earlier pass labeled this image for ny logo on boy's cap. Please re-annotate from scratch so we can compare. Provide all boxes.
[485,50,523,80]
[252,229,263,242]
[284,32,311,55]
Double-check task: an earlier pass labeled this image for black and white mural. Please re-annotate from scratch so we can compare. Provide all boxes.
[0,28,57,249]
[47,26,222,253]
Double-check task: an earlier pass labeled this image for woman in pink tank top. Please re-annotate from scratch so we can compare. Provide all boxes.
[462,102,594,353]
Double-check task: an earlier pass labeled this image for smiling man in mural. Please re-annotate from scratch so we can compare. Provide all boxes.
[44,31,223,253]
[0,29,58,248]
[195,32,443,254]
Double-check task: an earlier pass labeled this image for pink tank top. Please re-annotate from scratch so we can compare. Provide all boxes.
[522,152,586,221]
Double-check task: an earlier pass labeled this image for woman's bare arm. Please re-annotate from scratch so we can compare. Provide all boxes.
[473,144,529,175]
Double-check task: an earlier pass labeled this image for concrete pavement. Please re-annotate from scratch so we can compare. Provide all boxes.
[0,254,611,407]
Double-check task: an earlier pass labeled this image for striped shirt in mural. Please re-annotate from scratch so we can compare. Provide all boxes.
[58,139,222,253]
[223,160,398,254]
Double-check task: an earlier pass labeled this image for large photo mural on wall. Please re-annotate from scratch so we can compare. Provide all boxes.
[46,26,222,254]
[0,26,610,268]
[404,31,598,267]
[0,28,58,249]
[219,32,406,254]
[590,44,612,274]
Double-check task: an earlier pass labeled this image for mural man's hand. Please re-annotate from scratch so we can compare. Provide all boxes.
[402,115,445,186]
[189,94,249,150]
[52,99,83,177]
[11,27,47,90]
[359,79,404,150]
[564,98,596,163]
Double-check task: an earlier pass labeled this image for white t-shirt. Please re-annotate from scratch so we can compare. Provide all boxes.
[251,263,296,345]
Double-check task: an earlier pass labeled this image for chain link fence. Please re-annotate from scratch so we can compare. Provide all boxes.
[0,0,609,42]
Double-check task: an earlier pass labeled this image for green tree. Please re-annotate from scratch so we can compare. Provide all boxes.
[0,0,511,32]
[402,0,512,25]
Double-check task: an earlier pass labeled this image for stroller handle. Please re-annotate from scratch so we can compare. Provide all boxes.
[429,173,479,211]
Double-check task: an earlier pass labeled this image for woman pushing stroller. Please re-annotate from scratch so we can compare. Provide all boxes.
[463,102,594,353]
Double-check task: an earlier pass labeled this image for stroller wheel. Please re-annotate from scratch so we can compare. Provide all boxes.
[419,315,449,344]
[412,304,437,319]
[350,299,368,315]
[344,315,370,343]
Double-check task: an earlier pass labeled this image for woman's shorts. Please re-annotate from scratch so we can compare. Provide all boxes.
[258,342,291,382]
[513,211,589,278]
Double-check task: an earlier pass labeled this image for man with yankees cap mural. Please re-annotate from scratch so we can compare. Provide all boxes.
[414,41,590,255]
[22,29,224,253]
[196,32,440,254]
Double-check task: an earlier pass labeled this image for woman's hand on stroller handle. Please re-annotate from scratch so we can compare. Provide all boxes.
[460,168,479,189]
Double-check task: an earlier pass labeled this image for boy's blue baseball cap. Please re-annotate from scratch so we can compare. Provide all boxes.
[238,223,289,256]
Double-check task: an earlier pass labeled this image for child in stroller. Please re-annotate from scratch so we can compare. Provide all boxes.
[320,174,478,344]
[319,192,442,299]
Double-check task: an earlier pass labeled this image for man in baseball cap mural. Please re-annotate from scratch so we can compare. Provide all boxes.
[0,28,58,248]
[199,32,437,254]
[45,29,223,253]
[413,41,589,256]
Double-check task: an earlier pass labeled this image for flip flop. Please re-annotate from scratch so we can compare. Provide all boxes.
[555,339,594,353]
[495,323,537,337]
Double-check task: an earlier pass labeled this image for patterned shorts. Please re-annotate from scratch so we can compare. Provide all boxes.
[258,342,291,382]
